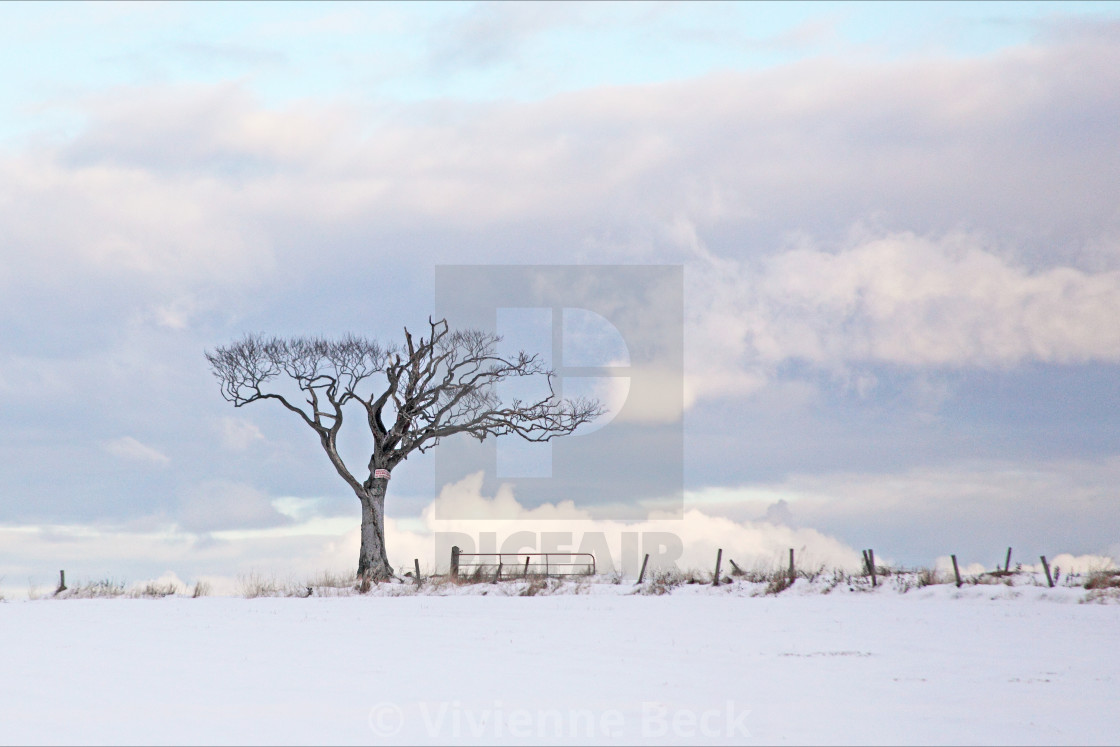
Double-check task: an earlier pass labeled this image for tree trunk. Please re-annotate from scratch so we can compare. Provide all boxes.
[356,477,393,582]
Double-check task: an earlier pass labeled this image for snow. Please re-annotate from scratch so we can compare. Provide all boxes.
[2,579,1118,745]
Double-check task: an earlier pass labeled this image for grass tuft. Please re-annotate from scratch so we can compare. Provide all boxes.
[238,572,283,599]
[1084,570,1120,590]
[56,579,127,599]
[133,581,179,598]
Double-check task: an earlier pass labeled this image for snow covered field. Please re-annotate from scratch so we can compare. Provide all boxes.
[3,580,1118,745]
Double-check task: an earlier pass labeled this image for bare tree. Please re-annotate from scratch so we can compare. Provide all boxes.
[205,319,603,582]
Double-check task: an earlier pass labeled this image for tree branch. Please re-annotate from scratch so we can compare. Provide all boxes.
[206,322,604,482]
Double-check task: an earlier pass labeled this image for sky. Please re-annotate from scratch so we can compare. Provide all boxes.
[2,1,1119,595]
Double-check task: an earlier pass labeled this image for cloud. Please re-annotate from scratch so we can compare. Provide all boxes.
[683,230,1120,404]
[1,23,1119,548]
[686,457,1120,568]
[217,417,265,451]
[424,2,589,71]
[3,29,1117,319]
[9,25,1113,248]
[755,234,1120,366]
[392,472,866,574]
[2,465,1116,600]
[177,480,292,533]
[103,436,170,465]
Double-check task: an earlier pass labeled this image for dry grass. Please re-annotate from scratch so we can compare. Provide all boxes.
[31,562,1118,600]
[636,571,680,595]
[133,581,179,598]
[1083,587,1120,604]
[635,569,711,595]
[237,569,377,598]
[237,572,287,598]
[56,579,127,599]
[1084,570,1120,590]
[918,568,941,587]
[764,572,795,595]
[519,577,561,596]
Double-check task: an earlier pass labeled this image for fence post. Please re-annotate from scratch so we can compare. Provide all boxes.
[1040,555,1054,588]
[867,549,877,587]
[450,546,460,580]
[414,558,422,587]
[951,554,962,588]
[492,561,502,584]
[1004,547,1013,573]
[523,556,530,578]
[56,570,67,594]
[713,548,723,587]
[637,553,650,584]
[788,548,795,583]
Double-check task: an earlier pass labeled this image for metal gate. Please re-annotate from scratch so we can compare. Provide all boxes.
[451,549,596,580]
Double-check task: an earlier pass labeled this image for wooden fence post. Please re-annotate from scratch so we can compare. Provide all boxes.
[450,546,460,580]
[713,548,723,587]
[413,558,422,586]
[637,553,650,584]
[951,554,962,588]
[867,549,877,587]
[788,548,795,583]
[56,570,67,594]
[1004,547,1013,573]
[1040,555,1054,588]
[492,561,502,584]
[523,556,530,578]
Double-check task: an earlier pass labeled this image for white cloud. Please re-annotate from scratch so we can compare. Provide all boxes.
[178,480,291,533]
[3,464,1116,599]
[755,233,1120,366]
[103,436,170,465]
[684,457,1120,569]
[389,472,866,574]
[684,230,1120,404]
[1,25,1119,556]
[217,417,265,450]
